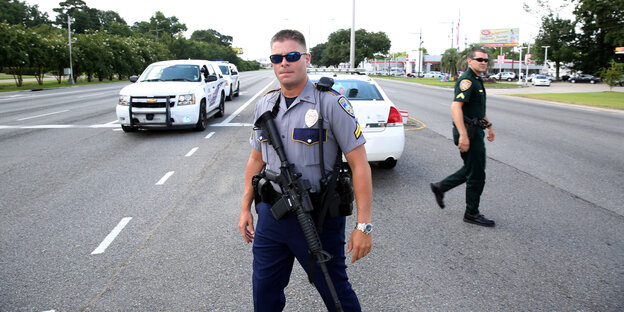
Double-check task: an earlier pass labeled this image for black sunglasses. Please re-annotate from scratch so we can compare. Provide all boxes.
[472,58,489,63]
[269,52,307,64]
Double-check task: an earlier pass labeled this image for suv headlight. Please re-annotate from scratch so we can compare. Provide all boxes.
[178,94,195,105]
[119,95,130,106]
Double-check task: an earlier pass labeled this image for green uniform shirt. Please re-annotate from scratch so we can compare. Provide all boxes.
[453,67,486,119]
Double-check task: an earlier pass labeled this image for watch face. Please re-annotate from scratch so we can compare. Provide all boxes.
[365,224,372,232]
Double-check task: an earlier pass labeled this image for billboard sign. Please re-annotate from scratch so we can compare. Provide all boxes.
[480,28,519,47]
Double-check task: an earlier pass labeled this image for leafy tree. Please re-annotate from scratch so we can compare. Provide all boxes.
[572,0,624,75]
[310,43,327,66]
[599,60,624,91]
[533,14,576,79]
[0,0,50,27]
[191,29,232,47]
[319,29,390,67]
[440,48,461,76]
[0,22,30,86]
[132,11,187,42]
[54,0,101,33]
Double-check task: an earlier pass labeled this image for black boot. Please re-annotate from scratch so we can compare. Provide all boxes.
[463,213,495,227]
[430,182,445,209]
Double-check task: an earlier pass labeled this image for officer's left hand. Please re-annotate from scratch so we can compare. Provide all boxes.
[347,230,372,263]
[486,127,495,142]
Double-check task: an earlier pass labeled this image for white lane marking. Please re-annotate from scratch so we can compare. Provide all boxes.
[91,217,132,255]
[185,147,199,157]
[112,128,122,131]
[156,171,175,185]
[212,79,275,126]
[205,131,215,139]
[16,110,69,121]
[105,120,120,124]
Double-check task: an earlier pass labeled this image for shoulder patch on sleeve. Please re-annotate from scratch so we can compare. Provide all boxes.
[459,79,472,91]
[338,96,355,118]
[263,88,280,97]
[354,122,362,139]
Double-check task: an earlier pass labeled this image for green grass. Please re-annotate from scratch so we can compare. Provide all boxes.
[0,78,123,92]
[372,75,519,89]
[510,92,624,109]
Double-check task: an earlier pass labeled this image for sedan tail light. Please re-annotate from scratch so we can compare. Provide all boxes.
[387,106,403,126]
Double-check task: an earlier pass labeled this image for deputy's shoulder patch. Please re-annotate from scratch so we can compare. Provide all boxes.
[456,93,465,100]
[338,96,355,118]
[354,122,362,139]
[459,79,472,91]
[263,88,280,97]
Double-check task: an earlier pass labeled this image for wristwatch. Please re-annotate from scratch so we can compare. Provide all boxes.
[355,222,373,235]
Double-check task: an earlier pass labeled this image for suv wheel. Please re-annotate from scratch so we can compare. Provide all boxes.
[234,82,240,97]
[571,79,576,83]
[590,80,595,84]
[215,93,225,118]
[194,100,208,131]
[226,86,233,101]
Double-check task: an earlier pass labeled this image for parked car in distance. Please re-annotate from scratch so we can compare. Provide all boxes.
[490,72,516,81]
[620,75,624,87]
[532,75,551,86]
[390,68,405,76]
[423,71,441,78]
[569,74,601,84]
[308,71,405,169]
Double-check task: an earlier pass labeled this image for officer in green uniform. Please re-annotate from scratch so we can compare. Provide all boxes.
[430,47,496,227]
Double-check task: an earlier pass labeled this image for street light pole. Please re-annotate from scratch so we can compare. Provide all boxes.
[67,15,74,85]
[517,46,526,85]
[542,45,550,75]
[349,0,356,69]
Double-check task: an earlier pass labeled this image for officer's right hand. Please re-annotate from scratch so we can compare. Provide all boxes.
[458,134,470,153]
[238,210,255,243]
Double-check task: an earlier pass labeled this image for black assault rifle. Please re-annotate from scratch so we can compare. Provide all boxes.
[254,110,343,312]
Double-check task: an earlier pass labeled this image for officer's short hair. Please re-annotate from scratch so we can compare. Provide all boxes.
[468,48,488,59]
[271,29,307,52]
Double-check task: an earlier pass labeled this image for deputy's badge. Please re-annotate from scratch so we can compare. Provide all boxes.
[339,96,355,118]
[459,79,472,91]
[305,109,319,127]
[456,93,465,99]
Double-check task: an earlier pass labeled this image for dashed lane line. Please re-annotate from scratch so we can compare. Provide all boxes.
[91,217,132,255]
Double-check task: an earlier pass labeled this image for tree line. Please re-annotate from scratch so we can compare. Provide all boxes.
[0,0,260,87]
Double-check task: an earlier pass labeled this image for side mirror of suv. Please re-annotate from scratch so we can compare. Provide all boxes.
[205,75,218,82]
[231,70,238,75]
[129,75,138,83]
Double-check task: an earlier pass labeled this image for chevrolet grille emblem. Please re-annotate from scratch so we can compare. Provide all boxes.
[146,99,157,103]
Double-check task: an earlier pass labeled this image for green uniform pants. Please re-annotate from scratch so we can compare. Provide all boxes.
[440,127,486,215]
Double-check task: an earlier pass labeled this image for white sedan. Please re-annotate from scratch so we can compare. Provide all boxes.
[309,72,405,168]
[532,75,551,86]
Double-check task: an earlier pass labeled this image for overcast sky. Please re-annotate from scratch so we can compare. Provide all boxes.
[30,0,574,61]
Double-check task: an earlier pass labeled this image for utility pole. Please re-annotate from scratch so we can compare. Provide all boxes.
[67,15,74,85]
[349,0,356,69]
[542,45,550,75]
[410,30,423,76]
[517,46,526,85]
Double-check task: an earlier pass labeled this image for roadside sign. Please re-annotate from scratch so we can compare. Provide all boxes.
[525,54,531,64]
[541,65,548,74]
[497,55,504,64]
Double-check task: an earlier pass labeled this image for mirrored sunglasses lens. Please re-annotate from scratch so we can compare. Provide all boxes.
[285,52,302,62]
[269,55,283,64]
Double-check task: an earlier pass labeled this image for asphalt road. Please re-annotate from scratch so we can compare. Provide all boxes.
[0,71,622,311]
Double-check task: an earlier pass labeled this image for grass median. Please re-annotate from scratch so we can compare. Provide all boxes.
[0,77,123,92]
[372,75,519,89]
[509,92,624,110]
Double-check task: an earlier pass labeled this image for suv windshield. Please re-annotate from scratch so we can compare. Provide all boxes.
[139,64,201,82]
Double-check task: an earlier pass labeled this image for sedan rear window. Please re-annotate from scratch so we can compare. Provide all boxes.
[317,79,384,101]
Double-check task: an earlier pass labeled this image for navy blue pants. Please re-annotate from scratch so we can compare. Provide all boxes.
[252,202,361,311]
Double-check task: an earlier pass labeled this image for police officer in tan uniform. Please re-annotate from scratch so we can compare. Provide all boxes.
[238,29,373,311]
[431,47,496,227]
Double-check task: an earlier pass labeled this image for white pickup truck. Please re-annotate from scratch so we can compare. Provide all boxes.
[117,59,226,132]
